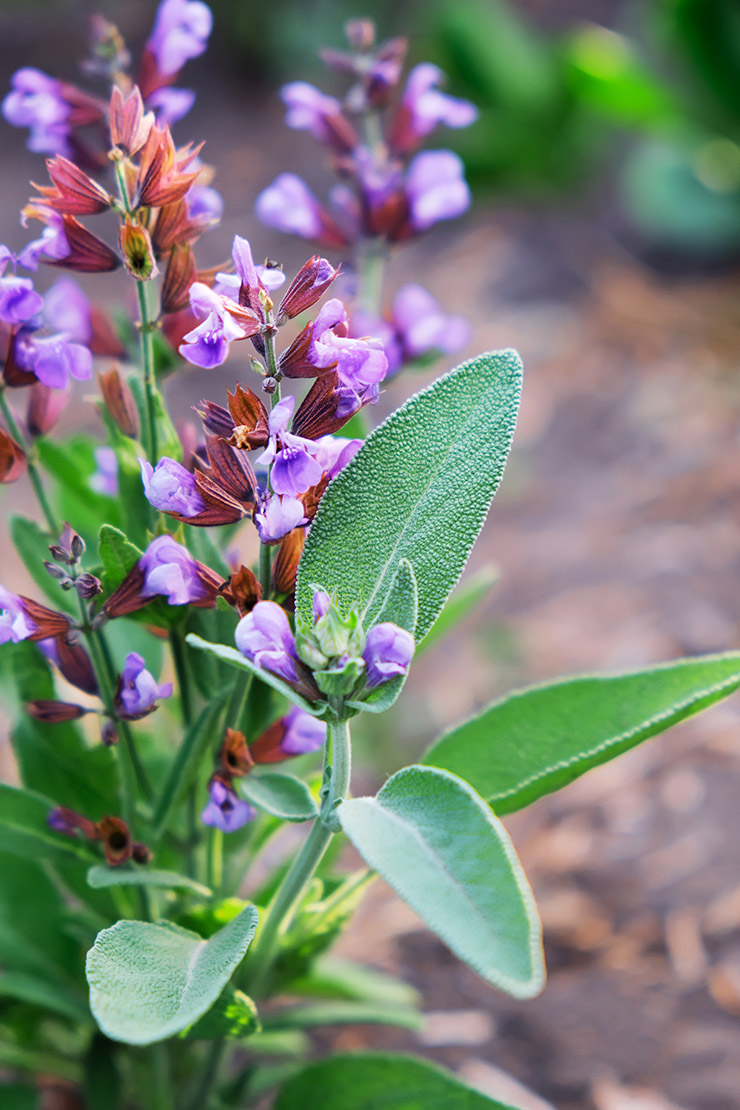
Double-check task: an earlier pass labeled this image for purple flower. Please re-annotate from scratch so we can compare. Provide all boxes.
[17,210,70,271]
[43,278,92,342]
[281,705,327,755]
[186,183,223,226]
[147,0,213,77]
[255,174,325,240]
[401,64,477,141]
[147,86,196,125]
[2,68,70,155]
[0,272,43,324]
[310,298,388,398]
[312,435,362,480]
[392,284,470,360]
[350,309,402,376]
[405,151,471,231]
[15,330,92,390]
[139,534,209,605]
[118,652,173,718]
[0,587,36,645]
[254,493,307,544]
[258,395,323,498]
[140,457,206,517]
[362,622,415,688]
[90,447,118,497]
[280,82,354,151]
[201,778,254,833]
[179,281,251,369]
[312,590,331,623]
[235,600,300,684]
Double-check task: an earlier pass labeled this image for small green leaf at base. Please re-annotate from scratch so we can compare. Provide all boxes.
[182,984,260,1040]
[338,766,543,998]
[86,866,211,897]
[239,772,318,822]
[86,904,258,1044]
[423,652,740,813]
[274,1053,524,1109]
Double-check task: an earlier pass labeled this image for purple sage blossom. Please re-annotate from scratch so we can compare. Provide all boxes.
[118,652,173,718]
[147,0,213,77]
[179,281,250,368]
[15,330,92,389]
[254,493,307,544]
[280,82,353,149]
[309,298,388,399]
[90,447,119,497]
[201,778,254,832]
[0,587,36,644]
[0,270,43,325]
[186,183,224,227]
[147,86,196,125]
[140,457,206,517]
[391,284,470,360]
[43,278,92,343]
[312,589,331,623]
[281,705,327,756]
[401,64,478,141]
[235,600,300,684]
[362,622,415,688]
[256,174,326,240]
[2,68,70,155]
[405,151,471,231]
[140,534,209,605]
[17,210,70,271]
[312,435,362,480]
[258,395,323,498]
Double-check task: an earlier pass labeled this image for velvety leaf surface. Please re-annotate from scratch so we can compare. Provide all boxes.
[338,766,543,998]
[86,904,259,1044]
[296,350,522,641]
[182,984,260,1039]
[423,652,740,813]
[239,772,318,821]
[86,866,211,896]
[274,1053,521,1110]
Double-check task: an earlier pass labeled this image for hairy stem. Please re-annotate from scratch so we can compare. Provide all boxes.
[0,387,59,535]
[244,717,352,996]
[170,629,198,875]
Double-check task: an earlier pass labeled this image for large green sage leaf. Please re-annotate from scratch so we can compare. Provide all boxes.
[239,772,318,822]
[274,1053,522,1109]
[338,766,543,998]
[423,652,740,813]
[296,350,522,641]
[86,904,258,1044]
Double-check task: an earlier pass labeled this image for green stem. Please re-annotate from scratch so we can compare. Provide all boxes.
[0,387,59,535]
[259,541,272,598]
[137,279,159,463]
[151,1043,175,1110]
[207,826,223,893]
[170,628,199,874]
[245,717,352,996]
[226,670,253,732]
[356,238,386,317]
[185,1040,227,1110]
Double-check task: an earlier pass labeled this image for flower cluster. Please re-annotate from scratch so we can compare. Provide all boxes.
[255,22,477,375]
[235,594,415,710]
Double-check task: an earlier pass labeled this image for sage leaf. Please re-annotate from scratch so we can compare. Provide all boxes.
[86,904,258,1044]
[423,652,740,813]
[338,765,543,998]
[296,350,522,641]
[274,1052,523,1109]
[239,772,318,822]
[86,866,211,897]
[182,984,260,1040]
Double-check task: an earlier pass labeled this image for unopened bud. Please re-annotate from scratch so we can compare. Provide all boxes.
[101,719,119,746]
[99,365,138,438]
[132,842,152,864]
[262,376,277,395]
[44,560,70,582]
[294,631,330,671]
[71,532,85,561]
[27,699,88,722]
[314,656,366,698]
[120,216,158,281]
[75,573,102,600]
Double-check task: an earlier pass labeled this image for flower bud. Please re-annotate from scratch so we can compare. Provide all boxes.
[101,718,119,746]
[75,573,103,600]
[314,655,366,698]
[277,256,338,323]
[362,622,415,689]
[345,18,375,50]
[26,382,69,438]
[27,699,88,722]
[99,365,139,438]
[294,630,330,672]
[120,216,158,281]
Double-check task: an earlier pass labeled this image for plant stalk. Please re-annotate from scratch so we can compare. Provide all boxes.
[0,386,59,535]
[244,717,351,996]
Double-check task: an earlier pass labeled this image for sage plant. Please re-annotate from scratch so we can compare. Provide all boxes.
[1,6,739,1109]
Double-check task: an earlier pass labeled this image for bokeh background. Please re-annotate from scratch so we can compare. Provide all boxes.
[3,1,740,1108]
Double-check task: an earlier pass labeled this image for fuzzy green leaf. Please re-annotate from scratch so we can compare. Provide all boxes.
[423,652,740,813]
[86,905,259,1044]
[296,350,522,641]
[338,766,543,998]
[274,1053,522,1109]
[98,524,142,595]
[239,772,318,822]
[86,866,211,897]
[182,984,260,1040]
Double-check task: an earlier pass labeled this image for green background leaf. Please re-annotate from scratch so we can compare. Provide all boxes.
[86,866,211,897]
[86,904,259,1044]
[423,652,740,813]
[296,350,522,641]
[239,772,318,822]
[338,766,543,998]
[274,1053,521,1109]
